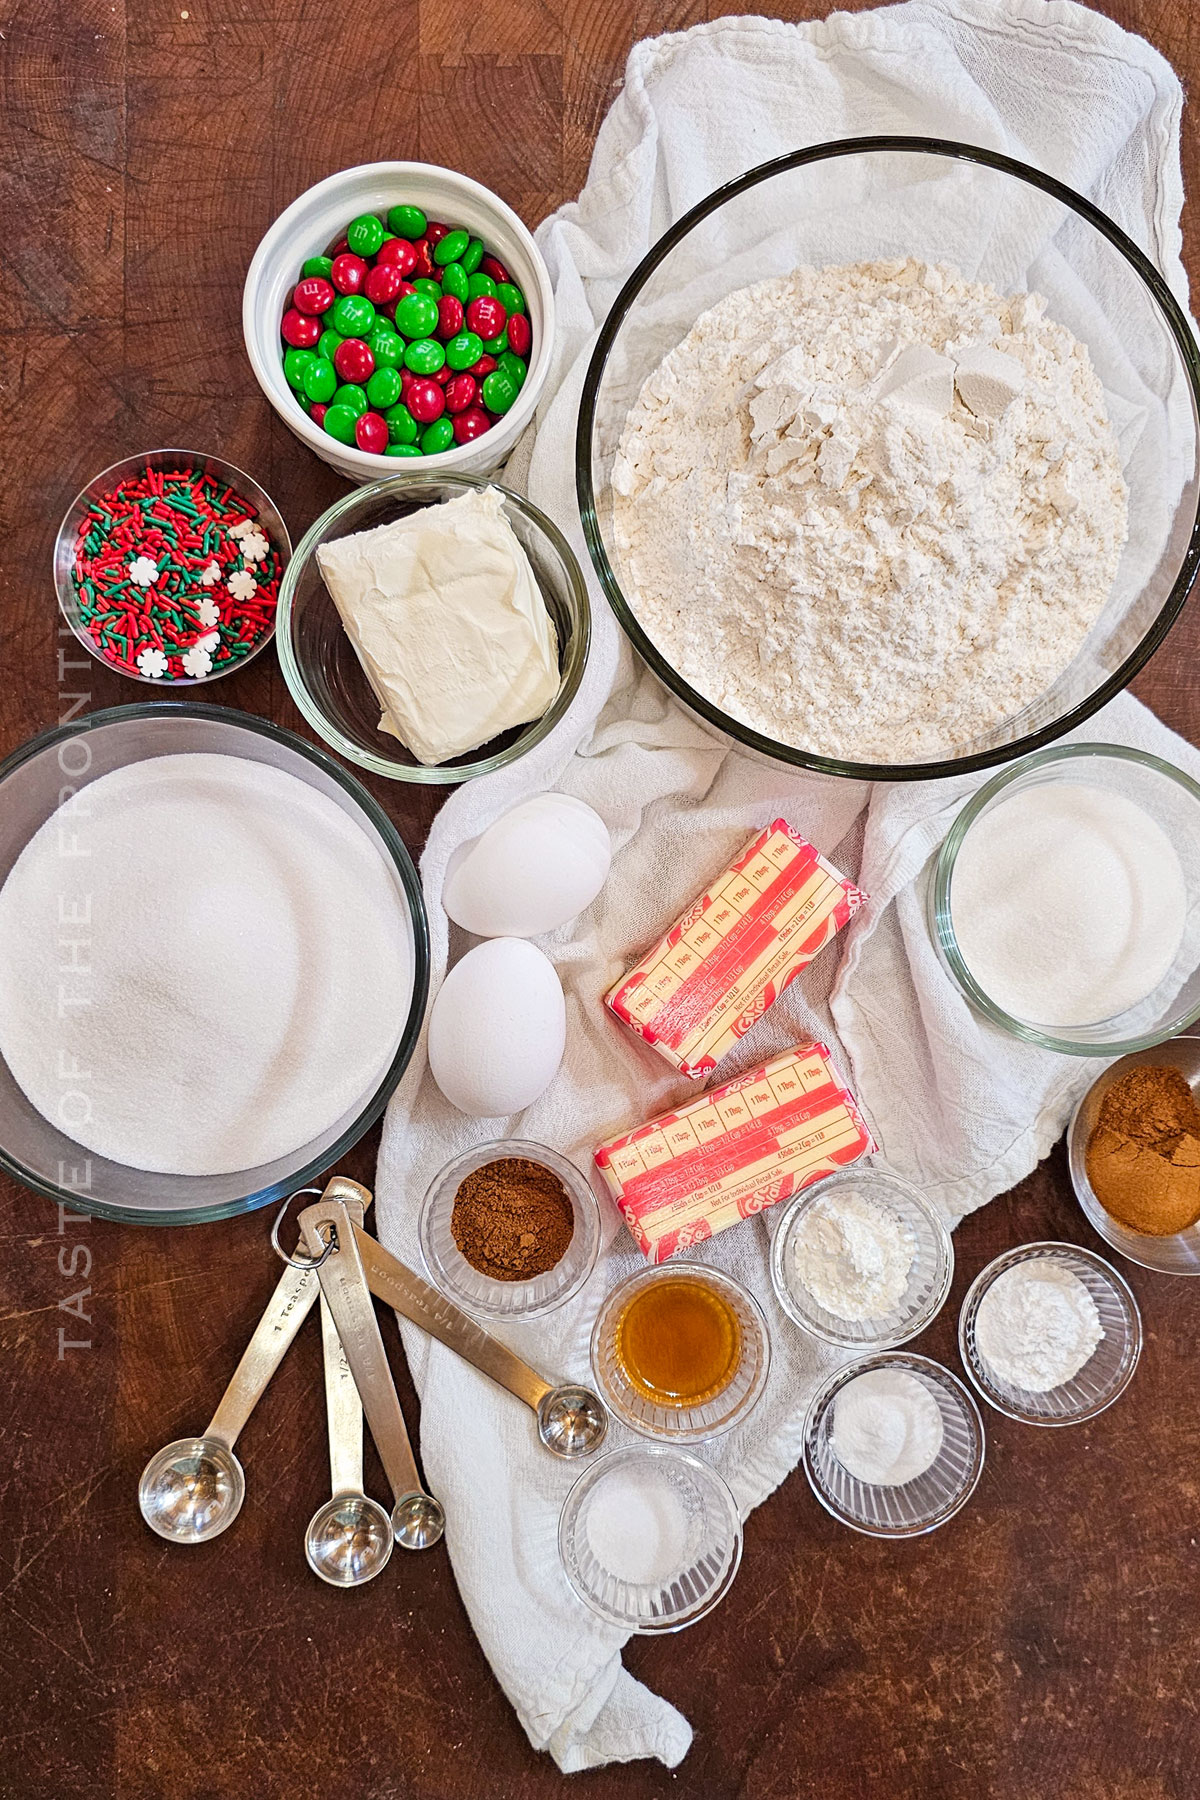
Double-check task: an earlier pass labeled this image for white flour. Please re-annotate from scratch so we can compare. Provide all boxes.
[612,260,1129,762]
[791,1188,915,1322]
[974,1260,1103,1393]
[0,753,413,1176]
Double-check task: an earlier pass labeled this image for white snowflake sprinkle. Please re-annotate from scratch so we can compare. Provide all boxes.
[136,647,169,679]
[197,596,220,628]
[227,519,254,540]
[181,645,214,679]
[128,555,159,587]
[238,528,270,565]
[195,630,220,654]
[198,559,222,587]
[227,569,257,602]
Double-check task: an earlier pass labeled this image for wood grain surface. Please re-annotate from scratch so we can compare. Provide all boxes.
[2,1,1200,1795]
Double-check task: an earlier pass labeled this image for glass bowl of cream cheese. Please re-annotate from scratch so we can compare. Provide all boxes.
[277,472,590,783]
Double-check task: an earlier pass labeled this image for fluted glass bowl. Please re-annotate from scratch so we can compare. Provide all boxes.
[578,137,1200,781]
[0,705,429,1224]
[277,472,589,784]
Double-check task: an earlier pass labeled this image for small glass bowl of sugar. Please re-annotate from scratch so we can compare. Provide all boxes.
[770,1168,954,1351]
[958,1241,1142,1426]
[558,1444,743,1632]
[804,1353,985,1538]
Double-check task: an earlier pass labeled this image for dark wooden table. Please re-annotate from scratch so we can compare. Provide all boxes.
[3,2,1200,1794]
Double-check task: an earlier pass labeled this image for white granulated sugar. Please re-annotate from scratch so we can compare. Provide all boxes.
[611,260,1129,762]
[791,1188,915,1322]
[974,1261,1103,1393]
[584,1465,692,1587]
[0,753,412,1176]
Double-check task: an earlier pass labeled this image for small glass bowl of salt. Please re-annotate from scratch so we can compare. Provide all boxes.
[958,1241,1142,1426]
[804,1353,985,1539]
[558,1444,743,1632]
[770,1168,953,1351]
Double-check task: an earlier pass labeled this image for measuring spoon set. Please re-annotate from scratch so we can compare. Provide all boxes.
[138,1176,608,1585]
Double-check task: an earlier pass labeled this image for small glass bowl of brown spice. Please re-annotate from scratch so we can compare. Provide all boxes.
[1069,1039,1200,1275]
[419,1140,603,1319]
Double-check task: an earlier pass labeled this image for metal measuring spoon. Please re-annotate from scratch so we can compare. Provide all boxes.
[300,1201,445,1551]
[304,1291,395,1584]
[138,1255,318,1544]
[304,1195,608,1460]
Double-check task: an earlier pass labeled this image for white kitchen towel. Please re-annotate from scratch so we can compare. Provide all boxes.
[375,1,1196,1772]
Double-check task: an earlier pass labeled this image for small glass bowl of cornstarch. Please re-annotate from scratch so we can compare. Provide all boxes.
[958,1242,1142,1426]
[770,1168,953,1351]
[803,1353,985,1539]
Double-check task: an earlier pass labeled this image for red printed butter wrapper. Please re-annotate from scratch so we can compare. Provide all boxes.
[593,1042,876,1263]
[604,820,866,1078]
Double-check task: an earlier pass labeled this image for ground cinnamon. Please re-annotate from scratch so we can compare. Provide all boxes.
[451,1157,575,1281]
[1085,1065,1200,1236]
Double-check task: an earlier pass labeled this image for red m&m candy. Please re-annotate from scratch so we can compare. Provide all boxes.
[444,373,477,413]
[411,237,436,279]
[467,354,497,379]
[334,338,375,383]
[293,277,335,316]
[311,403,328,426]
[376,237,418,276]
[437,294,464,340]
[453,407,491,444]
[355,411,389,454]
[480,255,510,284]
[425,220,450,245]
[406,378,445,424]
[365,263,406,305]
[506,312,532,358]
[282,308,321,347]
[466,295,506,340]
[330,254,369,295]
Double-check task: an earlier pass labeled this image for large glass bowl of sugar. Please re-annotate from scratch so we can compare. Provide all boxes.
[579,138,1200,781]
[929,743,1200,1054]
[0,704,429,1224]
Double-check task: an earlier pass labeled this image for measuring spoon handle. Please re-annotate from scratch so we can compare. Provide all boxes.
[301,1204,424,1508]
[318,1189,368,1498]
[206,1258,319,1449]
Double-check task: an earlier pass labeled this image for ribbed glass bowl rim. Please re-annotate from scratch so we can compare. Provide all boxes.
[575,135,1200,782]
[930,741,1200,1053]
[53,447,292,686]
[557,1441,744,1632]
[802,1350,986,1538]
[769,1168,954,1349]
[418,1137,603,1317]
[957,1239,1143,1425]
[276,470,591,783]
[1066,1039,1200,1275]
[0,701,430,1225]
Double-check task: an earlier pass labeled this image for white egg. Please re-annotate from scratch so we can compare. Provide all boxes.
[427,937,566,1117]
[442,793,611,938]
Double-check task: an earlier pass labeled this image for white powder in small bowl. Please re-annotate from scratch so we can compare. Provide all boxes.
[974,1260,1103,1393]
[584,1464,692,1588]
[831,1367,944,1487]
[791,1188,915,1322]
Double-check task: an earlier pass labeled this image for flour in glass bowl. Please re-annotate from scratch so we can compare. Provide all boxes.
[610,260,1129,763]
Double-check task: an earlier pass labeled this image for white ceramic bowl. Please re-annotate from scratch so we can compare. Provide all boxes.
[243,161,554,484]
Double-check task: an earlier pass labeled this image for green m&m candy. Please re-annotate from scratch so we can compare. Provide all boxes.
[445,330,483,371]
[413,277,442,301]
[332,383,368,418]
[421,417,455,454]
[459,237,484,276]
[481,369,517,414]
[481,331,508,356]
[440,261,469,303]
[346,213,385,257]
[366,366,403,410]
[302,357,337,403]
[498,350,527,390]
[434,228,469,266]
[386,443,424,457]
[368,325,404,367]
[323,403,359,445]
[404,337,445,375]
[466,272,496,301]
[393,291,439,340]
[283,347,316,389]
[331,293,375,338]
[385,402,418,445]
[387,203,426,239]
[302,254,334,280]
[496,281,525,316]
[318,327,345,363]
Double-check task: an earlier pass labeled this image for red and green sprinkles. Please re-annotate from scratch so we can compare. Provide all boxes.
[70,465,282,681]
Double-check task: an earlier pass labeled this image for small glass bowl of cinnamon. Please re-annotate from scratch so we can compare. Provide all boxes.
[1069,1039,1200,1276]
[419,1140,603,1319]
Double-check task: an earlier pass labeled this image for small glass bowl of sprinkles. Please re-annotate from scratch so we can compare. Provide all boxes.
[54,450,291,684]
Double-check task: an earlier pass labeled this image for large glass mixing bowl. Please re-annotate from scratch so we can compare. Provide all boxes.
[0,704,429,1225]
[578,137,1200,781]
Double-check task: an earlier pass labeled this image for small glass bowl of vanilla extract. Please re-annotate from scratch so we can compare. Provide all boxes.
[590,1262,771,1442]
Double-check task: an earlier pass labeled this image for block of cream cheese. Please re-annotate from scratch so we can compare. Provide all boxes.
[315,486,560,765]
[594,1042,876,1263]
[605,820,865,1078]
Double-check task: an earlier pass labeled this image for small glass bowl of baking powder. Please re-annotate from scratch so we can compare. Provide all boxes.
[419,1140,602,1321]
[558,1444,743,1632]
[770,1168,954,1351]
[803,1353,985,1539]
[958,1242,1142,1426]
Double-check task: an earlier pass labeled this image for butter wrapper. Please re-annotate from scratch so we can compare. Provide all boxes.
[605,820,866,1078]
[593,1042,876,1263]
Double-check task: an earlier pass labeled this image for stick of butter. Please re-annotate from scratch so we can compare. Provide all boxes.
[315,486,560,766]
